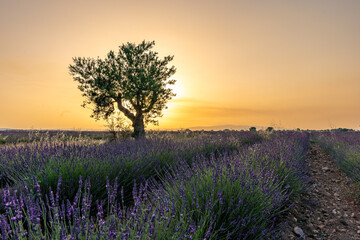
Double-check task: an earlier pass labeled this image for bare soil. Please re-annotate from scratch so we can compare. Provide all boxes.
[281,143,360,240]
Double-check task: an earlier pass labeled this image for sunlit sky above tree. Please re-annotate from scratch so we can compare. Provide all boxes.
[1,0,360,130]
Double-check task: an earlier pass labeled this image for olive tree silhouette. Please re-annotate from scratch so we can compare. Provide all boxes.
[69,41,176,139]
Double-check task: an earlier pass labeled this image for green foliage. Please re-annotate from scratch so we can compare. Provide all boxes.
[0,135,7,145]
[336,149,360,181]
[69,41,176,138]
[249,126,256,132]
[266,127,274,132]
[332,128,355,132]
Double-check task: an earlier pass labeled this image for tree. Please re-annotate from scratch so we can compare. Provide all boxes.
[266,127,274,132]
[249,127,256,132]
[69,41,176,139]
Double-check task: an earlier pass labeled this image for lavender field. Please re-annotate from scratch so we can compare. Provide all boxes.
[0,131,310,239]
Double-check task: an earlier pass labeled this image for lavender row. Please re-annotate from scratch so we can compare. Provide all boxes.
[313,132,360,182]
[0,131,310,239]
[0,130,108,144]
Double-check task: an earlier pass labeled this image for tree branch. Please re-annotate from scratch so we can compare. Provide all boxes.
[115,93,135,121]
[144,92,158,113]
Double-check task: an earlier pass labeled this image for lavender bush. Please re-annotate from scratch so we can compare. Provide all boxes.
[0,130,107,144]
[313,132,360,182]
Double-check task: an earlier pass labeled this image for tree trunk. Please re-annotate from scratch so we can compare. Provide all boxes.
[132,115,145,139]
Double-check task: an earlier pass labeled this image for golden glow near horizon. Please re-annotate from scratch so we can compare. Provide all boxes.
[1,0,360,130]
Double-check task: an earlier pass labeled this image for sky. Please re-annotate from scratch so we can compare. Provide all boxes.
[1,0,360,130]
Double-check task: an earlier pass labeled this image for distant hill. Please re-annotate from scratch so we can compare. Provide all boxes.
[187,125,266,131]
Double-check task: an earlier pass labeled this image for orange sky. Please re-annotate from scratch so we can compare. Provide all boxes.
[1,0,360,130]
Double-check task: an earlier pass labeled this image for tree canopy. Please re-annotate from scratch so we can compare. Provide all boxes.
[69,40,176,139]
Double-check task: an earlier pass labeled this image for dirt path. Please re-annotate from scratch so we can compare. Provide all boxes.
[281,143,360,239]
